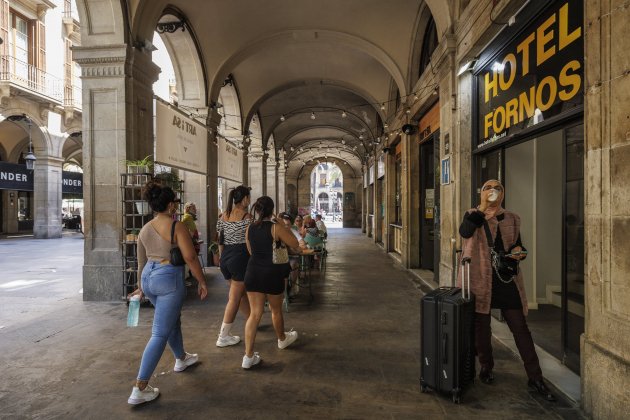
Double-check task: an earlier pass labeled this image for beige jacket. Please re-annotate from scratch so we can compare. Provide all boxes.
[457,208,528,316]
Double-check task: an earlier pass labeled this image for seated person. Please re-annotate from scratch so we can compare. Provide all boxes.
[303,219,323,250]
[279,212,303,296]
[315,214,328,238]
[293,215,305,237]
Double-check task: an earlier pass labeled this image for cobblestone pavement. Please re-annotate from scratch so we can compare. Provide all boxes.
[0,229,584,419]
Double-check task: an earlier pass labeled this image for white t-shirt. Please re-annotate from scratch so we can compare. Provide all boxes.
[316,220,327,234]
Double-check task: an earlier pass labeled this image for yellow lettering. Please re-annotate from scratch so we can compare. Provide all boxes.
[505,97,519,129]
[518,86,536,122]
[558,60,581,101]
[559,2,581,51]
[484,112,493,138]
[536,76,558,111]
[493,106,506,135]
[517,32,535,76]
[499,53,517,91]
[537,14,556,66]
[484,70,499,103]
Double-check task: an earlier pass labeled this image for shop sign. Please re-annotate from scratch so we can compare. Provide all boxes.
[377,154,385,179]
[441,157,451,185]
[418,101,440,143]
[155,98,208,174]
[62,171,83,194]
[0,161,32,191]
[477,0,583,148]
[217,137,243,183]
[0,162,83,194]
[369,164,375,185]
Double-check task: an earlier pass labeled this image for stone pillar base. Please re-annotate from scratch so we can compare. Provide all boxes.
[33,224,63,238]
[83,265,124,301]
[582,337,630,418]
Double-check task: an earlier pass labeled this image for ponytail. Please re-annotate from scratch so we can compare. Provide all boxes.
[226,185,251,217]
[226,188,235,217]
[251,196,274,226]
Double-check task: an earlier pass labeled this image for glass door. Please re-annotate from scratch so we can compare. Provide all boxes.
[563,124,584,373]
[419,137,435,270]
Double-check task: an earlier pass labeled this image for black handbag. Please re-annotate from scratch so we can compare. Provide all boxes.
[482,221,519,283]
[170,221,186,266]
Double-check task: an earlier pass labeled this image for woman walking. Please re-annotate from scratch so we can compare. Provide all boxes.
[127,181,208,405]
[215,186,252,347]
[242,196,300,369]
[459,179,555,402]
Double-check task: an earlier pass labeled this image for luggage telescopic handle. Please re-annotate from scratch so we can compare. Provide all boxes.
[461,257,471,301]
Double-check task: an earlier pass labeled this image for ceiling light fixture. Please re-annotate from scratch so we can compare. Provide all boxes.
[310,112,316,120]
[433,87,438,96]
[406,108,411,114]
[341,139,346,145]
[384,123,388,129]
[341,111,347,118]
[414,94,419,101]
[359,134,364,140]
[280,114,286,122]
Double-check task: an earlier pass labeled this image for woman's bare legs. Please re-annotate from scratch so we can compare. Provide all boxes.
[222,280,250,323]
[244,292,266,357]
[267,293,286,341]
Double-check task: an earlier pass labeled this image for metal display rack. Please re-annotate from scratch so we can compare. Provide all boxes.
[120,172,184,300]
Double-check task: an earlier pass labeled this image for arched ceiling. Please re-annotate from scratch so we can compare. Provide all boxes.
[127,0,452,169]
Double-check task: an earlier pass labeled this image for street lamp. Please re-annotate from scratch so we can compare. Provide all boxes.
[7,114,36,170]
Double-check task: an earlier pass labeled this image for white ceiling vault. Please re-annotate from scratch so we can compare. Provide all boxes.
[130,0,453,175]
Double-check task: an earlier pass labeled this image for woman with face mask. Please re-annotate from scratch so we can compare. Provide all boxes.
[458,179,556,402]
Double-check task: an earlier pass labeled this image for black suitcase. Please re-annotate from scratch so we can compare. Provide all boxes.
[420,257,475,403]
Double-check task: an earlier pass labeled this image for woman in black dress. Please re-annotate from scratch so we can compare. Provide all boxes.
[242,196,300,369]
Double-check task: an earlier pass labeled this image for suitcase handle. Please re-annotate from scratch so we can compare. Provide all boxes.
[461,257,471,301]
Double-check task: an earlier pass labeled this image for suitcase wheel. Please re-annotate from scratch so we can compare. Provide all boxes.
[420,384,429,393]
[452,391,461,404]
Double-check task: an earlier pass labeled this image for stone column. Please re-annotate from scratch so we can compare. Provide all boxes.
[401,128,421,268]
[74,45,159,301]
[206,114,220,243]
[248,146,265,205]
[361,164,367,233]
[32,155,63,238]
[266,154,277,205]
[384,150,396,252]
[2,190,19,233]
[277,150,287,212]
[582,2,630,418]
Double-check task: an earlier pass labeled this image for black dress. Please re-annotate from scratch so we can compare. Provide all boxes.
[490,226,522,310]
[244,221,291,295]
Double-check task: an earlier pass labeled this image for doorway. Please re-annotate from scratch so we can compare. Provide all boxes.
[479,123,584,374]
[419,132,439,271]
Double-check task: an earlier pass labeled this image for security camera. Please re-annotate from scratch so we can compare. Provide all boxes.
[402,124,417,135]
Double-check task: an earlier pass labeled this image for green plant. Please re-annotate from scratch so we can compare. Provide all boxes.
[154,171,182,190]
[124,155,154,169]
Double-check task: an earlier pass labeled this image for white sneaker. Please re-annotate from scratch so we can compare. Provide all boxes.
[278,330,298,349]
[242,352,262,369]
[127,385,159,405]
[174,352,198,372]
[216,334,241,347]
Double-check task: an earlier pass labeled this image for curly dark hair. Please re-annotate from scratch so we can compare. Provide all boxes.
[142,181,176,212]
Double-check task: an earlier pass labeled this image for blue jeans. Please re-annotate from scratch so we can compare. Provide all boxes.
[137,261,186,381]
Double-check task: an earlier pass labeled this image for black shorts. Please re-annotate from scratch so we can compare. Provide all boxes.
[244,260,291,295]
[220,244,249,281]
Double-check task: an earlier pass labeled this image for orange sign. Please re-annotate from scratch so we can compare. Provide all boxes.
[418,101,440,143]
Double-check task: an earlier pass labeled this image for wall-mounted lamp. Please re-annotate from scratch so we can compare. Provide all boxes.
[457,59,478,76]
[401,124,417,135]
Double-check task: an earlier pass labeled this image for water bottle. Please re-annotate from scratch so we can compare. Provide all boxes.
[127,295,140,327]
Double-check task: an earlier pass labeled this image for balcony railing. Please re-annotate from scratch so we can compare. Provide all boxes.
[0,55,63,102]
[64,84,82,109]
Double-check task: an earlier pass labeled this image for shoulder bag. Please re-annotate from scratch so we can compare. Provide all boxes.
[271,223,289,265]
[170,221,186,266]
[482,220,518,283]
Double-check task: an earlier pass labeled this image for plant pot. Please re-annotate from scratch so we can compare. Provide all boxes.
[135,201,151,215]
[125,233,137,242]
[127,165,150,186]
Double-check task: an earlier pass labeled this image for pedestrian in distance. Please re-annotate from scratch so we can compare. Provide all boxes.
[215,186,253,347]
[458,179,556,402]
[127,181,208,405]
[242,196,300,369]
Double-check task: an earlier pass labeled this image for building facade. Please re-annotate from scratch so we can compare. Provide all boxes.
[0,0,82,238]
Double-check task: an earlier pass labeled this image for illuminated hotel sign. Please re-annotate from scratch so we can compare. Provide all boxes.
[477,0,583,147]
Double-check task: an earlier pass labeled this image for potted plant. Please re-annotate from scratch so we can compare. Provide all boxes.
[125,229,140,242]
[208,241,220,266]
[125,155,154,186]
[154,170,182,191]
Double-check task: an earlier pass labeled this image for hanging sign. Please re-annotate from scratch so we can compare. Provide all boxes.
[377,154,385,179]
[155,98,208,174]
[418,101,440,143]
[0,162,83,195]
[62,171,83,194]
[218,137,243,183]
[369,164,375,185]
[477,0,583,148]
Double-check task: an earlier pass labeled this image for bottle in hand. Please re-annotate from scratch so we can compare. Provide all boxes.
[127,295,140,327]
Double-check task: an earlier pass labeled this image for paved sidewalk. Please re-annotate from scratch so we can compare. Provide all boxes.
[0,229,584,419]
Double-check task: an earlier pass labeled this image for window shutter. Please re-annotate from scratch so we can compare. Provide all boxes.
[37,19,45,71]
[0,1,8,56]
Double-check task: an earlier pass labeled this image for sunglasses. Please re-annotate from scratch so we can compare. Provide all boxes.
[482,185,503,192]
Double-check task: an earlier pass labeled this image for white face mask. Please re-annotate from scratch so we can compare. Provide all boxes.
[488,190,499,202]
